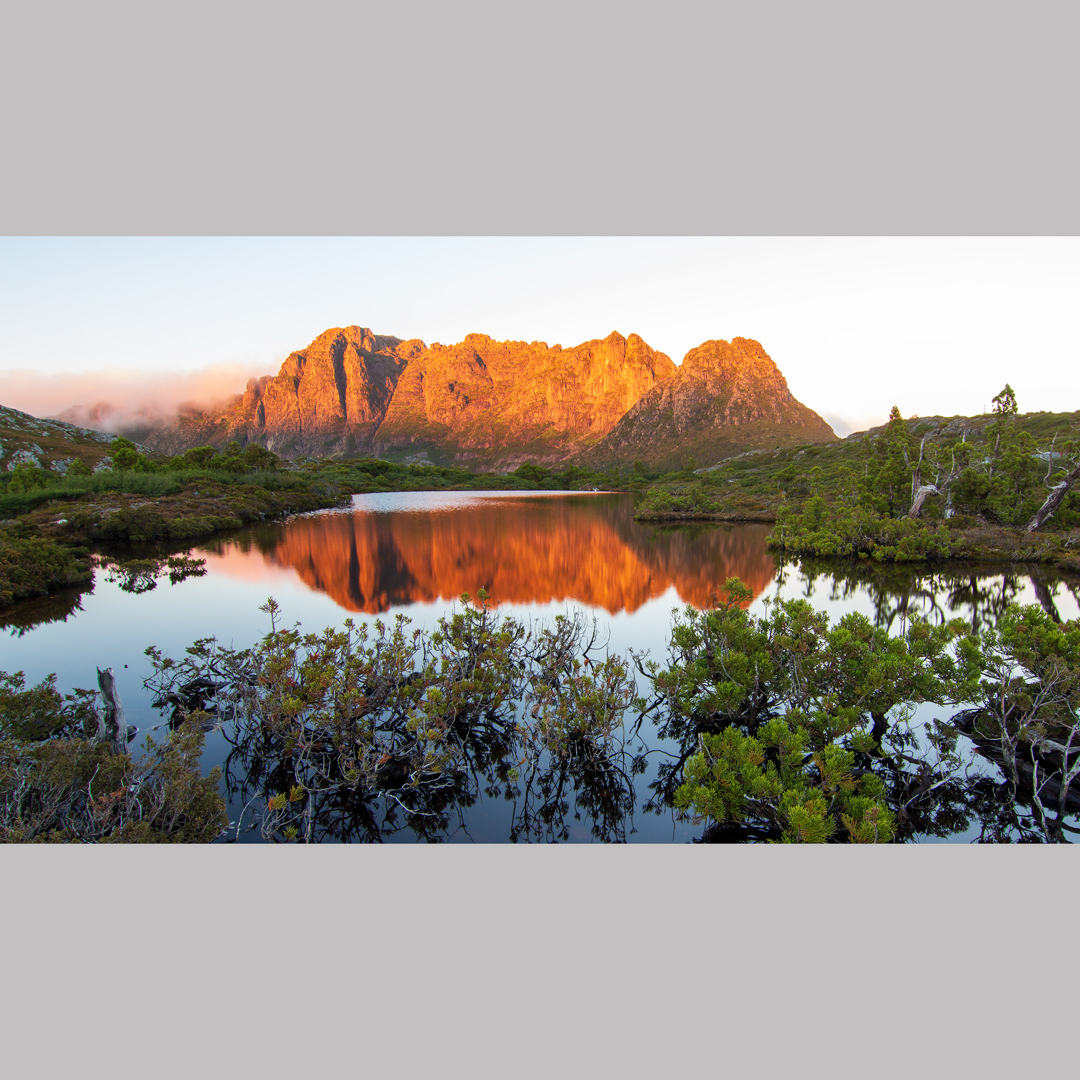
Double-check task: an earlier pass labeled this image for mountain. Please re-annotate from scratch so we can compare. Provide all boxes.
[582,337,838,470]
[76,325,835,471]
[131,326,422,457]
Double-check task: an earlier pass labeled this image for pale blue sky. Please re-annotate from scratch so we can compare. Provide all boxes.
[1,237,1076,436]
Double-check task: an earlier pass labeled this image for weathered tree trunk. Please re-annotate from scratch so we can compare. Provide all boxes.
[1029,576,1062,623]
[1026,462,1080,532]
[96,667,128,755]
[907,484,940,518]
[871,711,889,743]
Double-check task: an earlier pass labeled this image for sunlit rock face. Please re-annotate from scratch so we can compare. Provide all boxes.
[254,327,423,457]
[139,327,675,466]
[242,497,776,614]
[133,328,833,471]
[584,337,838,470]
[372,331,677,468]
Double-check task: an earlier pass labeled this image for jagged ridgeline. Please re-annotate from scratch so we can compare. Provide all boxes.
[104,325,837,470]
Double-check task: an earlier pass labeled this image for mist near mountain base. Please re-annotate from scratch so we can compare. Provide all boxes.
[0,365,255,432]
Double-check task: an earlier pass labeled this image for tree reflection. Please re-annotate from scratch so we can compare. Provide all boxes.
[0,583,91,636]
[508,734,640,843]
[786,554,1064,635]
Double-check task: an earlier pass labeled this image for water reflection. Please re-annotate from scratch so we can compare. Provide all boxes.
[203,493,777,613]
[782,556,1080,635]
[0,584,91,636]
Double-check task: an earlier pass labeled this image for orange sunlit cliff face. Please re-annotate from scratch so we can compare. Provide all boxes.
[209,495,776,614]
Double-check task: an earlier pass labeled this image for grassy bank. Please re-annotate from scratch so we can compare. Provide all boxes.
[299,456,646,494]
[0,445,353,608]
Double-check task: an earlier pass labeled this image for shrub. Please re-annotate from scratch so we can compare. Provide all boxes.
[0,671,227,843]
[8,463,50,493]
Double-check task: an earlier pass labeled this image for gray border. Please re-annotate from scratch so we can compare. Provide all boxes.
[3,6,1078,234]
[4,1,1076,1073]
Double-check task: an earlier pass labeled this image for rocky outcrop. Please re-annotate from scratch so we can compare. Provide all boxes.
[0,404,135,473]
[583,337,837,470]
[372,331,676,467]
[256,327,423,456]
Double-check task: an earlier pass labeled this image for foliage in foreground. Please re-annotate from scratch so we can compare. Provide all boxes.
[0,672,226,842]
[4,579,1078,843]
[144,593,638,843]
[641,580,1080,843]
[639,579,974,841]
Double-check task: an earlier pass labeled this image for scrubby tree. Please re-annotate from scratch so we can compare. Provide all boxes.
[111,436,154,472]
[7,463,50,493]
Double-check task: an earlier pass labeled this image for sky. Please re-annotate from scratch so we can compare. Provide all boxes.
[0,236,1076,437]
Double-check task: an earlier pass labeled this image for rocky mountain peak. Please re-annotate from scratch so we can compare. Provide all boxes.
[584,337,835,470]
[113,324,832,471]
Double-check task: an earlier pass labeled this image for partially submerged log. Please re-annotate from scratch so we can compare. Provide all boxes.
[1027,461,1080,532]
[96,667,128,755]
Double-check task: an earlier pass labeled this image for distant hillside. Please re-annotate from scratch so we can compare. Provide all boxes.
[0,404,140,474]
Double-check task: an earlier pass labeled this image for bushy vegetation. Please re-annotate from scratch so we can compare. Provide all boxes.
[635,486,721,517]
[0,531,92,606]
[627,578,1077,842]
[636,579,974,841]
[6,576,1076,842]
[0,671,226,842]
[143,592,640,842]
[0,440,320,518]
[0,438,355,596]
[771,497,954,561]
[303,456,643,495]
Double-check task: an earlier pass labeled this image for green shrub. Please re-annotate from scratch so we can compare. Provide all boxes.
[0,533,92,606]
[8,463,50,493]
[0,670,227,843]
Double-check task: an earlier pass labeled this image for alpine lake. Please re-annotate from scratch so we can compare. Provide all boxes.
[5,491,1079,843]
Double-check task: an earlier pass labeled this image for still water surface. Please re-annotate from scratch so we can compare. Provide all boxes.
[4,492,1079,842]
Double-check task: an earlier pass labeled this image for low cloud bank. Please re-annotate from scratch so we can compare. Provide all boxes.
[0,365,257,431]
[821,412,890,439]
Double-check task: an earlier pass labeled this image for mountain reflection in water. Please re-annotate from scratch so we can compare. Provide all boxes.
[206,492,776,614]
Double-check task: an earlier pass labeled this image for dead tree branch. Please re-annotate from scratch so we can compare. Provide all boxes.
[1026,461,1080,532]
